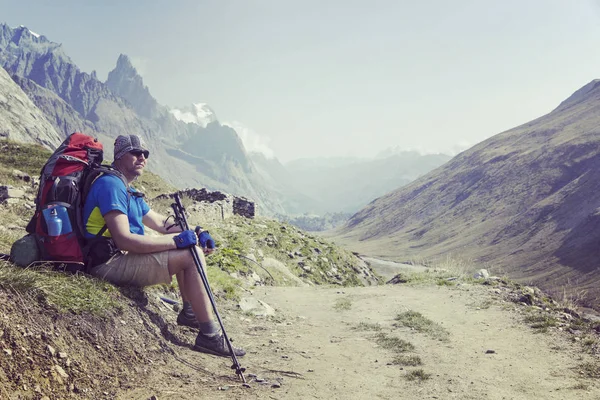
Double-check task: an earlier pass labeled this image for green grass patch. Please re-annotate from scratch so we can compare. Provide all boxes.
[0,226,23,254]
[582,337,597,349]
[374,332,415,353]
[353,322,382,331]
[570,382,589,390]
[468,299,494,310]
[577,362,600,378]
[569,317,591,331]
[394,310,450,341]
[0,261,121,315]
[209,247,250,274]
[390,269,467,286]
[206,266,242,301]
[391,354,422,366]
[0,203,35,253]
[165,256,243,301]
[405,369,431,382]
[0,140,50,178]
[436,278,457,286]
[523,313,557,333]
[334,297,352,311]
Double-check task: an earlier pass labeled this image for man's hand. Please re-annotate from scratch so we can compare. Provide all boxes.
[195,226,216,255]
[173,230,197,249]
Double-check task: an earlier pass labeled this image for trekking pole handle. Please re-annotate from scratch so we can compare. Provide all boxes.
[172,194,190,230]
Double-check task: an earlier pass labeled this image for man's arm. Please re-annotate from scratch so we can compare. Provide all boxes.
[105,210,179,253]
[142,209,214,255]
[143,210,183,234]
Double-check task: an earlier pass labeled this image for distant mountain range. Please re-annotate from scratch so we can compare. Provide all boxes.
[0,23,451,219]
[283,152,452,213]
[334,78,600,307]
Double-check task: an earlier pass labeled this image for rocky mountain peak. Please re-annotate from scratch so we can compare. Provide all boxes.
[0,24,74,86]
[12,25,46,43]
[113,53,136,76]
[106,53,160,119]
[0,24,68,63]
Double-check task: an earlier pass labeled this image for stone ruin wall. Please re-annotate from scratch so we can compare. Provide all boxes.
[153,188,255,221]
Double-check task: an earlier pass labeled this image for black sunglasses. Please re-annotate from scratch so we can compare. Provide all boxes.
[130,149,149,159]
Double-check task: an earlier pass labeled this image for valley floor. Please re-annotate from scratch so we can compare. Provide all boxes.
[117,281,600,399]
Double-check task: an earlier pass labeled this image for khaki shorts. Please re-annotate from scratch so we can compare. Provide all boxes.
[89,251,171,287]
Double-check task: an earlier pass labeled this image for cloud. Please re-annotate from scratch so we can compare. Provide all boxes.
[223,121,275,159]
[170,103,216,128]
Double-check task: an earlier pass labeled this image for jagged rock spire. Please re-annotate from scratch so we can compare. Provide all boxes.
[106,53,161,119]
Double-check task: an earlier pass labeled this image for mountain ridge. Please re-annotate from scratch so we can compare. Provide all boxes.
[334,78,600,305]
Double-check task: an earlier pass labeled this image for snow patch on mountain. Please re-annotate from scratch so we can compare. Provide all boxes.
[170,103,217,127]
[16,25,40,38]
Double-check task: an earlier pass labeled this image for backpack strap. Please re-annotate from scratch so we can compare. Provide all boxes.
[82,166,138,269]
[96,224,108,238]
[81,165,128,203]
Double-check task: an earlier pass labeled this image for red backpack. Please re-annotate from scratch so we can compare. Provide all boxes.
[26,132,125,272]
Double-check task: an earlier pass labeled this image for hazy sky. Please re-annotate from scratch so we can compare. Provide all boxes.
[3,0,600,162]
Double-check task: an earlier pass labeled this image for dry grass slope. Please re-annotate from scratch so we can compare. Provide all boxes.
[333,85,600,310]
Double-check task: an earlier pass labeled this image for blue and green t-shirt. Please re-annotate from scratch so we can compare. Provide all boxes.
[83,174,149,239]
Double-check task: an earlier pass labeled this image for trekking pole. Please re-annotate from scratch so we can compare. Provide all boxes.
[171,193,246,383]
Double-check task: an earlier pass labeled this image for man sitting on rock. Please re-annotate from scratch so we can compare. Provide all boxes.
[82,134,245,358]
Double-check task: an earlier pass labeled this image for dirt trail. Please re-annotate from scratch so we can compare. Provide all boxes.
[117,279,600,400]
[360,256,428,280]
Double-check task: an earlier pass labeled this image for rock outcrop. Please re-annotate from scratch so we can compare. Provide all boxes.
[106,54,162,120]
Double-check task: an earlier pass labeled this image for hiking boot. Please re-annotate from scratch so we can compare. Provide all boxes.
[193,332,246,357]
[177,310,200,329]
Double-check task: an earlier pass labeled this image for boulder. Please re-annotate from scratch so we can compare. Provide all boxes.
[9,234,40,267]
[237,297,275,317]
[0,185,25,202]
[473,269,490,279]
[12,170,31,183]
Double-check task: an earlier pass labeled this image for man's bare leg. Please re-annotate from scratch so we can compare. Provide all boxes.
[176,271,187,302]
[168,247,245,356]
[169,247,212,323]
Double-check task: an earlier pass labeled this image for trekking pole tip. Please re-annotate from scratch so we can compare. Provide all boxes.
[232,364,247,383]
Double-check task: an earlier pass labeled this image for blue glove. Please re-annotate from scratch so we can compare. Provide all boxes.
[199,231,215,249]
[173,230,197,249]
[195,226,215,249]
